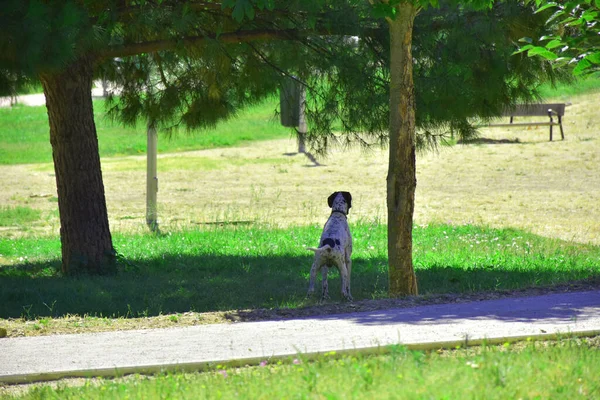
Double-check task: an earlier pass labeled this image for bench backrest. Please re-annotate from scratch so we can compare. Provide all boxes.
[504,103,565,117]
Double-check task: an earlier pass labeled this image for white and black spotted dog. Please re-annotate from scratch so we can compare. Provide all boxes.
[307,191,353,301]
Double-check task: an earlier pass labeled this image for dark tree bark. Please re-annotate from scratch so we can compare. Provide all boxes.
[387,4,419,296]
[40,58,116,276]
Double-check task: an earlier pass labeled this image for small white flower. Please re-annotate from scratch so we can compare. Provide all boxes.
[466,361,480,369]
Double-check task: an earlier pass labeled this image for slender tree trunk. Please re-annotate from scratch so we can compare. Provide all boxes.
[387,4,418,296]
[40,58,116,276]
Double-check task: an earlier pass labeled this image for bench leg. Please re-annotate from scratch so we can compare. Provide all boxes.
[558,116,564,140]
[549,114,554,141]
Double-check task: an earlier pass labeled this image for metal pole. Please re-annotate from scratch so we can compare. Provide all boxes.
[146,122,159,232]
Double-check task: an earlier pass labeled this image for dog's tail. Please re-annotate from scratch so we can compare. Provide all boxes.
[306,245,333,253]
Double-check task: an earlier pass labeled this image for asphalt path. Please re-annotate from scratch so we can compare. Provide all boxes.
[0,88,107,108]
[1,290,599,384]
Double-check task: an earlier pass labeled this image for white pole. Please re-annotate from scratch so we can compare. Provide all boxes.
[146,122,158,232]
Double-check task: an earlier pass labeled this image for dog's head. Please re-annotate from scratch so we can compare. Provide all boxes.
[327,191,352,215]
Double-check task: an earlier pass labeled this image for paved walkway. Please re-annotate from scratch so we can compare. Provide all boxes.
[0,87,107,108]
[1,290,599,384]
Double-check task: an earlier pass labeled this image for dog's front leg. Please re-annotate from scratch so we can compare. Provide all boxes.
[321,266,330,301]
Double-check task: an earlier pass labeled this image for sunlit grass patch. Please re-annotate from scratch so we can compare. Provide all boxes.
[0,206,41,227]
[0,97,290,165]
[538,75,600,99]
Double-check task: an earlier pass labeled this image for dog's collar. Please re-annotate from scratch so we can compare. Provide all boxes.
[331,210,347,218]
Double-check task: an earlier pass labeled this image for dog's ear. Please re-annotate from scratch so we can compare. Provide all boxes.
[327,192,339,208]
[341,191,352,209]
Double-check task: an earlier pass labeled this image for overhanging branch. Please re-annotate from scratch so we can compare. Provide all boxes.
[100,29,302,59]
[99,22,385,60]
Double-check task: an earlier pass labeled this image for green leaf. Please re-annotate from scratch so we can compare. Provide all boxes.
[371,3,396,19]
[231,5,245,21]
[566,17,585,26]
[255,0,275,10]
[553,57,570,68]
[582,10,599,21]
[244,2,255,20]
[573,58,592,75]
[534,2,558,13]
[222,0,255,22]
[221,0,236,9]
[546,9,565,24]
[512,44,534,55]
[545,39,564,49]
[527,46,559,60]
[518,37,533,43]
[586,52,600,64]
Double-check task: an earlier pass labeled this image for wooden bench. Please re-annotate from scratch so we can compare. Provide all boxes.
[482,103,566,141]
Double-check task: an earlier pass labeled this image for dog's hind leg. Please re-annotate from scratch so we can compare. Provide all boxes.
[307,261,319,298]
[346,252,352,295]
[339,263,352,301]
[321,266,330,301]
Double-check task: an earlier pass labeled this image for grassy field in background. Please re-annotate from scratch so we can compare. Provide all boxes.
[0,96,290,165]
[537,75,600,99]
[1,77,599,166]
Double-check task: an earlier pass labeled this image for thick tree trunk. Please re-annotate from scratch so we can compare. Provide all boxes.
[40,58,116,276]
[387,4,419,296]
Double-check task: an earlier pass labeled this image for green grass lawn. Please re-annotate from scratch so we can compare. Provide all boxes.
[1,223,598,320]
[1,79,600,397]
[7,339,600,399]
[0,97,290,165]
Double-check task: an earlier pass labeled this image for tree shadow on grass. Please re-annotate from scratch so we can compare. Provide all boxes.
[311,266,600,326]
[0,254,382,319]
[1,255,596,320]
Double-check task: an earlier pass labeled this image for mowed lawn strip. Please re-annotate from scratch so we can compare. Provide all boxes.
[3,338,600,399]
[0,96,289,165]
